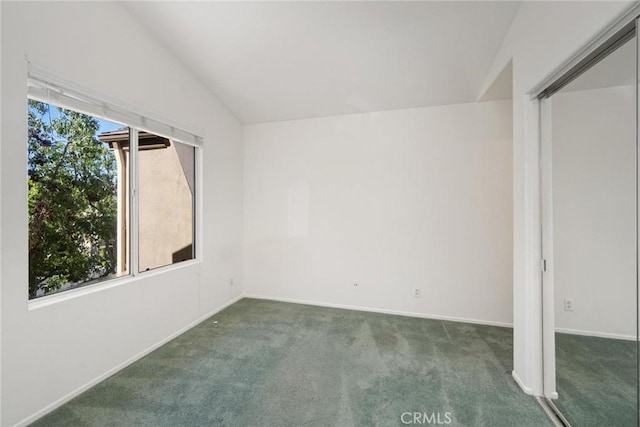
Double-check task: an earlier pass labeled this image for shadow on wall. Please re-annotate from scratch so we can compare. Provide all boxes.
[173,244,193,263]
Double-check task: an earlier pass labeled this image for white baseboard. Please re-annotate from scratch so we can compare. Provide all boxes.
[13,294,243,427]
[555,327,636,341]
[512,370,535,395]
[243,293,513,328]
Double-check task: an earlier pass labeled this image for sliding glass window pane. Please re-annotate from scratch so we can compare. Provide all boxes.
[28,100,128,299]
[138,134,195,272]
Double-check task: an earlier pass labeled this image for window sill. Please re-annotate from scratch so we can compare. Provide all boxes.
[28,259,201,311]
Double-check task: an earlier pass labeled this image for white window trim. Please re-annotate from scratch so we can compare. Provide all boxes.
[29,260,201,310]
[26,64,204,307]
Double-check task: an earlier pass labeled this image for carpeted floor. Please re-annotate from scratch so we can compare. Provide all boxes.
[554,332,637,426]
[32,298,552,426]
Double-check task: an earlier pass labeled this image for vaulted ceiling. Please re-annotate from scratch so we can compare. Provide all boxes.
[123,1,520,124]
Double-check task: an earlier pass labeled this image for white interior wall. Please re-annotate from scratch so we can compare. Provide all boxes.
[243,100,513,325]
[3,2,636,424]
[0,3,243,426]
[0,2,3,424]
[481,0,635,395]
[552,85,636,340]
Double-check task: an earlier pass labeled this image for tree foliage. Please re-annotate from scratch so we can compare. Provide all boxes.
[28,100,118,298]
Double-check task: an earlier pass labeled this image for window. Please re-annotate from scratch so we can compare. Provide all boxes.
[137,134,195,271]
[28,101,127,298]
[27,79,200,300]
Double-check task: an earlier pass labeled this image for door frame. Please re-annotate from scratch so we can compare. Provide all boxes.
[540,96,557,400]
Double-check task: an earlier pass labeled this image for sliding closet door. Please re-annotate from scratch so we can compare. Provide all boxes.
[541,31,638,425]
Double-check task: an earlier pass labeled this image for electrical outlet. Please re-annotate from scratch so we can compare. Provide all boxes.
[229,278,234,287]
[353,282,359,287]
[414,288,421,298]
[564,298,573,311]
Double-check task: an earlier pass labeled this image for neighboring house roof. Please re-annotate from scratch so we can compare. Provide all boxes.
[98,128,170,151]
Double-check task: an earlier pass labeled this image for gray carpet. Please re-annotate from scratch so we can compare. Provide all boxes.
[32,298,552,426]
[555,332,637,426]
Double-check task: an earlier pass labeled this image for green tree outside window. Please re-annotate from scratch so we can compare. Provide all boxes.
[28,100,118,298]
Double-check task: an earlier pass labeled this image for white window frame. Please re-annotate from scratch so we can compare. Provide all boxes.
[27,65,204,308]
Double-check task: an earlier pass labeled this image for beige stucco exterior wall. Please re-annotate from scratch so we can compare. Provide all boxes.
[138,141,194,272]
